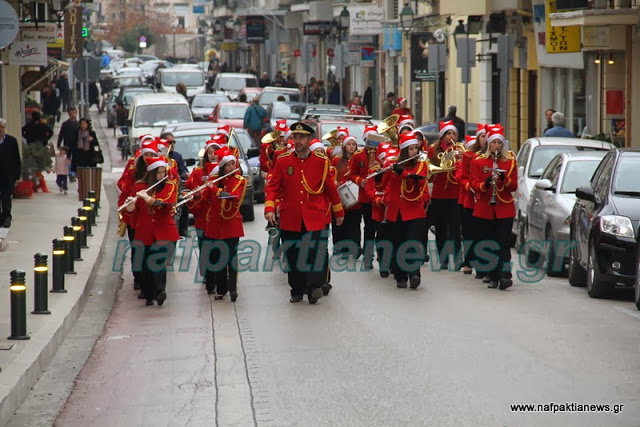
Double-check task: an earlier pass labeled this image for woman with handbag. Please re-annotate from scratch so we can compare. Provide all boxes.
[75,118,101,167]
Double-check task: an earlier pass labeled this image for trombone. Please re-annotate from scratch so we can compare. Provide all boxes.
[118,175,169,212]
[174,167,240,209]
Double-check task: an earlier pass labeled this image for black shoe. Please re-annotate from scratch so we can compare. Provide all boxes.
[488,280,499,289]
[498,279,513,290]
[214,294,224,300]
[396,280,408,289]
[321,283,332,296]
[137,291,145,300]
[2,218,11,228]
[475,273,486,280]
[230,291,238,302]
[310,288,323,300]
[409,276,421,289]
[156,291,166,306]
[289,295,303,303]
[380,271,390,278]
[145,299,154,306]
[133,281,141,290]
[482,276,492,284]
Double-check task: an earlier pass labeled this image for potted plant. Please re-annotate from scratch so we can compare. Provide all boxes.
[13,143,53,198]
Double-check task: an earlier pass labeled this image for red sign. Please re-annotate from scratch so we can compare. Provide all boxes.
[293,49,301,57]
[327,48,334,57]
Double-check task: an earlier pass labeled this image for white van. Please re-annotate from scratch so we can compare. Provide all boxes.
[154,68,207,99]
[127,93,193,145]
[212,72,258,100]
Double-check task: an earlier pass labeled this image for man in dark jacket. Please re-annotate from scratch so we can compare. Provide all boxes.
[58,107,79,181]
[442,105,465,141]
[22,111,53,147]
[0,118,21,228]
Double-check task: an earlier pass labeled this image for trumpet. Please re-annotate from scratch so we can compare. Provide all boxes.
[376,114,399,145]
[118,175,169,212]
[174,167,240,209]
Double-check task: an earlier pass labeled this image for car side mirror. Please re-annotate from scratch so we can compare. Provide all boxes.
[184,158,197,167]
[247,147,260,158]
[575,186,597,203]
[534,179,554,191]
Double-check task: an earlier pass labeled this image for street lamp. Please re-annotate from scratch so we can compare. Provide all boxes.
[339,6,350,33]
[400,3,414,38]
[234,18,241,37]
[213,18,222,33]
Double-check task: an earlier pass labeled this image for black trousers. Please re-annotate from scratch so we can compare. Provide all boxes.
[196,228,205,277]
[0,180,14,222]
[332,209,362,255]
[127,226,142,285]
[387,215,426,282]
[475,217,514,281]
[430,198,462,265]
[461,207,478,268]
[203,237,239,296]
[140,241,176,301]
[374,220,388,271]
[280,225,329,298]
[361,203,376,262]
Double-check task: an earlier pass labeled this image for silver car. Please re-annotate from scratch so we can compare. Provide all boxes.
[526,151,607,276]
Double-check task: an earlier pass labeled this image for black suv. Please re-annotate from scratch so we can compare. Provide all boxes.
[569,148,640,300]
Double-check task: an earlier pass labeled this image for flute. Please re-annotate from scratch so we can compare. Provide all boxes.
[174,168,240,209]
[365,152,422,179]
[117,175,168,212]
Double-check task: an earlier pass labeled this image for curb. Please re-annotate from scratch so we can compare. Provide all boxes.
[0,186,111,426]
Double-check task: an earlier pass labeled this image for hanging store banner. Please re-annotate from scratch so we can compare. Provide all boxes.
[545,0,581,53]
[246,16,265,44]
[349,6,384,36]
[531,0,583,68]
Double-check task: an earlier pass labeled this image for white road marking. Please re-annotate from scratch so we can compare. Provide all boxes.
[615,306,640,320]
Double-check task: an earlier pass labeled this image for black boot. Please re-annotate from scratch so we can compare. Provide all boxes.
[487,280,499,289]
[396,280,408,289]
[409,276,421,289]
[498,279,513,290]
[321,283,332,295]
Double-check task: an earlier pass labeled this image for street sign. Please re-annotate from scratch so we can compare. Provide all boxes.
[73,57,101,83]
[0,1,19,49]
[139,36,147,43]
[64,6,83,58]
[427,43,446,73]
[20,23,57,43]
[456,37,476,84]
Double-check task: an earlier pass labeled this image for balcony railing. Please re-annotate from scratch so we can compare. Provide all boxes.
[557,0,638,9]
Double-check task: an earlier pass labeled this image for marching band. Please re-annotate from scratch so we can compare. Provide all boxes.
[115,107,519,307]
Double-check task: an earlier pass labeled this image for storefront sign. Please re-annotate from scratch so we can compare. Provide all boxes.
[349,6,384,36]
[360,46,374,67]
[532,0,583,68]
[9,41,47,66]
[545,0,581,53]
[303,21,332,36]
[246,16,265,44]
[64,6,83,59]
[20,23,57,42]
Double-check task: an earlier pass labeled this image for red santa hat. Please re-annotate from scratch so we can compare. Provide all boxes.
[206,134,225,151]
[438,120,458,139]
[155,138,170,155]
[139,134,154,143]
[398,97,407,106]
[385,147,400,163]
[342,135,357,147]
[399,131,420,150]
[464,135,477,149]
[144,156,168,171]
[275,120,288,133]
[487,125,506,145]
[309,139,324,152]
[140,140,158,156]
[362,125,378,140]
[134,148,142,158]
[336,126,349,138]
[217,124,231,137]
[398,114,415,131]
[215,146,237,170]
[476,123,487,137]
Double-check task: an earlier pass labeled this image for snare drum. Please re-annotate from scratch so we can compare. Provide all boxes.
[338,180,360,209]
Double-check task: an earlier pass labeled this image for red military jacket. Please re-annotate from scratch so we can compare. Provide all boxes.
[427,142,461,199]
[185,166,204,190]
[259,143,276,174]
[198,174,246,240]
[456,150,480,209]
[365,166,389,223]
[185,166,209,230]
[265,150,344,232]
[470,153,518,220]
[117,160,138,227]
[132,180,180,245]
[383,160,429,223]
[349,149,371,204]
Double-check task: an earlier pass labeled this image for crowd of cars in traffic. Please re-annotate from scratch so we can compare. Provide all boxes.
[102,56,640,310]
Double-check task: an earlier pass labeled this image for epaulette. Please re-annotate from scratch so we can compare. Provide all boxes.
[278,151,293,159]
[313,151,328,159]
[354,148,364,155]
[429,141,439,149]
[234,174,245,180]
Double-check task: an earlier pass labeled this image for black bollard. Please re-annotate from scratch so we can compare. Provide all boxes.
[32,253,50,314]
[83,198,96,227]
[51,239,67,293]
[78,207,92,237]
[63,226,76,274]
[71,218,83,261]
[72,216,87,249]
[88,190,99,216]
[8,270,30,340]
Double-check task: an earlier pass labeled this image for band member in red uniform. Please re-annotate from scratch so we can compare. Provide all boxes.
[366,145,394,276]
[470,125,517,290]
[332,135,362,258]
[457,124,487,276]
[397,115,415,134]
[192,148,245,301]
[125,157,179,306]
[354,125,380,268]
[392,98,411,116]
[383,131,429,288]
[265,122,345,304]
[428,120,463,270]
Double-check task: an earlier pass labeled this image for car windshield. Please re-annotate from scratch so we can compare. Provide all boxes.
[234,132,255,154]
[261,91,301,104]
[141,62,160,73]
[163,72,205,86]
[219,77,258,90]
[560,160,602,193]
[113,77,142,87]
[219,105,248,119]
[612,156,640,195]
[319,123,367,144]
[123,90,153,106]
[529,146,578,178]
[134,104,192,127]
[173,133,245,160]
[192,95,227,108]
[273,104,305,119]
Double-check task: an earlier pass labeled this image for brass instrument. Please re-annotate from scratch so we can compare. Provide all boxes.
[174,167,240,209]
[376,114,399,145]
[482,150,505,206]
[118,175,169,212]
[261,130,281,145]
[427,163,449,179]
[322,129,340,147]
[436,141,466,170]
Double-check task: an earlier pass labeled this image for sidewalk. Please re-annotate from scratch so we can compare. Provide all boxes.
[0,110,111,426]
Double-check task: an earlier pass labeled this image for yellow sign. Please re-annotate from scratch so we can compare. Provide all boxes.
[546,0,581,53]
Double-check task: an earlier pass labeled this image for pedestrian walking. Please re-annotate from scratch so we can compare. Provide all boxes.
[57,107,79,181]
[264,122,345,304]
[243,97,267,144]
[54,146,72,194]
[382,92,396,118]
[0,118,21,228]
[75,118,100,167]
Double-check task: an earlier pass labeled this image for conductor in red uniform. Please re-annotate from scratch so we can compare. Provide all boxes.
[265,122,345,304]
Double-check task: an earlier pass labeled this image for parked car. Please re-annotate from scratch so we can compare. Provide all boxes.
[513,137,614,249]
[525,151,607,276]
[238,87,262,102]
[416,123,478,144]
[304,104,350,119]
[110,75,145,89]
[212,72,259,100]
[568,148,640,299]
[255,86,302,106]
[126,93,193,145]
[264,101,307,131]
[208,102,249,129]
[191,94,229,121]
[116,67,144,78]
[115,85,155,119]
[140,60,173,84]
[233,128,263,202]
[155,68,207,100]
[170,126,255,221]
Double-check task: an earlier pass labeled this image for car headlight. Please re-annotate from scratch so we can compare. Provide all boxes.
[600,215,635,238]
[250,166,259,175]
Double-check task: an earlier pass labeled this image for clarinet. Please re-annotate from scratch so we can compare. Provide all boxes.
[490,150,499,206]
